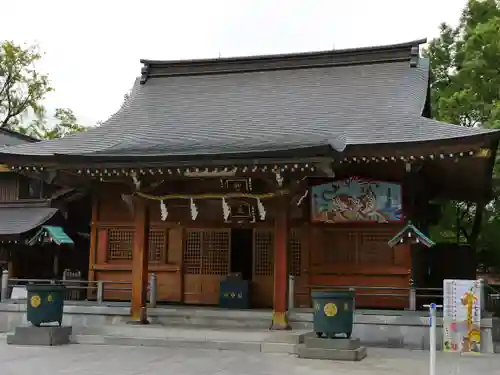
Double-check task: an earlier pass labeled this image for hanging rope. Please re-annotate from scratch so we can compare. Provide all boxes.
[135,191,286,201]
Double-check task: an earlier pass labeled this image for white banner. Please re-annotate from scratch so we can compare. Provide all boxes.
[442,279,481,353]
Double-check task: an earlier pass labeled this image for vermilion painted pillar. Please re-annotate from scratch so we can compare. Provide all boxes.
[271,198,290,330]
[130,197,149,324]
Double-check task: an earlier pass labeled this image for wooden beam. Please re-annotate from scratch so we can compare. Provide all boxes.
[270,197,290,330]
[130,197,150,324]
[88,196,99,286]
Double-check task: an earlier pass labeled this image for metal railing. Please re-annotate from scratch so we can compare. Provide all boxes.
[287,274,498,313]
[2,270,497,314]
[0,270,158,307]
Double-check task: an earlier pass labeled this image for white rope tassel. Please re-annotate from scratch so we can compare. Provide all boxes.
[275,172,283,187]
[256,198,266,220]
[160,200,168,221]
[130,170,141,190]
[297,190,309,206]
[222,198,231,222]
[190,198,198,220]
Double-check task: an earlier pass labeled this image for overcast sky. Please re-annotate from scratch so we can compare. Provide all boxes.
[1,0,466,127]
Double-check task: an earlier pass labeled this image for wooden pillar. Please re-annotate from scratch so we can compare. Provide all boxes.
[88,196,99,284]
[271,198,290,330]
[130,197,149,324]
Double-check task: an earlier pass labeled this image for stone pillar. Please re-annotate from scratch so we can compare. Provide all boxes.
[271,198,290,330]
[130,197,149,324]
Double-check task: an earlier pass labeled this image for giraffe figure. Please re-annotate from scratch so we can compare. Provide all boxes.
[460,288,479,352]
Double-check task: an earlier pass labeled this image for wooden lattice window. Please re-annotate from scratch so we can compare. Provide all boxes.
[108,228,134,260]
[323,230,357,264]
[254,230,274,276]
[201,230,230,275]
[289,229,301,276]
[358,232,394,265]
[148,229,168,263]
[184,230,202,275]
[0,174,18,201]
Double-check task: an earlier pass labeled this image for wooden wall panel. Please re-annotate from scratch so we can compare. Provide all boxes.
[96,270,132,301]
[88,197,99,288]
[309,274,409,309]
[0,173,18,201]
[168,227,183,264]
[201,275,225,305]
[163,226,183,301]
[309,224,410,309]
[96,229,109,264]
[184,274,202,303]
[157,270,182,302]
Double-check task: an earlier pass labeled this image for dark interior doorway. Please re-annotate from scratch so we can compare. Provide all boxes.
[230,228,253,281]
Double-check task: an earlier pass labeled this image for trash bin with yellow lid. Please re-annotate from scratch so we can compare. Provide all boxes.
[311,290,355,339]
[26,284,65,327]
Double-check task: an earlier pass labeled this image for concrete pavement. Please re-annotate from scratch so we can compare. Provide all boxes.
[1,342,500,375]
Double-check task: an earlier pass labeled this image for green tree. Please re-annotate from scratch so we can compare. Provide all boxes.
[426,0,500,267]
[0,41,52,128]
[17,108,86,140]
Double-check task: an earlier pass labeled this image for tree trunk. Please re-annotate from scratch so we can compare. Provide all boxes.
[469,202,485,251]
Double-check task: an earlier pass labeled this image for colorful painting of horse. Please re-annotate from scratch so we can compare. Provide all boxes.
[310,178,403,223]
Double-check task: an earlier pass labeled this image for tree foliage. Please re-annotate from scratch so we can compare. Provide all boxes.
[426,0,500,269]
[16,108,86,140]
[0,41,52,129]
[427,0,500,129]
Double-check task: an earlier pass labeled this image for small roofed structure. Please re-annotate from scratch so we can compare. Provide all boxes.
[0,128,76,283]
[0,39,497,327]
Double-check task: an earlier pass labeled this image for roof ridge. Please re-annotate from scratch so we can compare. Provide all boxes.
[140,39,427,83]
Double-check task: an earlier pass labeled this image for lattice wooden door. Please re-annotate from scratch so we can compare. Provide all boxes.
[183,229,230,304]
[289,228,310,307]
[252,228,274,308]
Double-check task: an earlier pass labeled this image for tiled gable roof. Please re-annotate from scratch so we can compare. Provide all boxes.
[0,39,497,161]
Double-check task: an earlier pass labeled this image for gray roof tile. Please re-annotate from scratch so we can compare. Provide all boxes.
[0,206,58,235]
[1,40,497,160]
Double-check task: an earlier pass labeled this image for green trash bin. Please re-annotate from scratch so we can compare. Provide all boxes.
[26,284,65,327]
[311,290,355,339]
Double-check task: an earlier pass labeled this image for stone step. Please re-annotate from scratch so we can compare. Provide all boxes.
[74,324,306,343]
[71,334,300,353]
[71,334,265,352]
[70,325,306,353]
[148,315,272,329]
[144,312,312,330]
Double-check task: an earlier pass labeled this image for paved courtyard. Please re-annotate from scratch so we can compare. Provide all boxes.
[1,343,500,375]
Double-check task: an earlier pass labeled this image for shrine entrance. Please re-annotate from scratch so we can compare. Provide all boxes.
[230,228,253,281]
[182,226,305,308]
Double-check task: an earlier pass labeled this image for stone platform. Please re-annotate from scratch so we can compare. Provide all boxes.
[7,325,72,346]
[0,302,497,352]
[297,332,367,361]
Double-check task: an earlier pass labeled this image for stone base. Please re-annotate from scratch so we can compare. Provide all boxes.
[297,332,367,361]
[298,345,367,361]
[7,325,72,346]
[126,319,150,325]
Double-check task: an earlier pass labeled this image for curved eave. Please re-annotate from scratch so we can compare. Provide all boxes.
[1,144,339,167]
[0,207,58,239]
[345,130,500,156]
[0,130,499,168]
